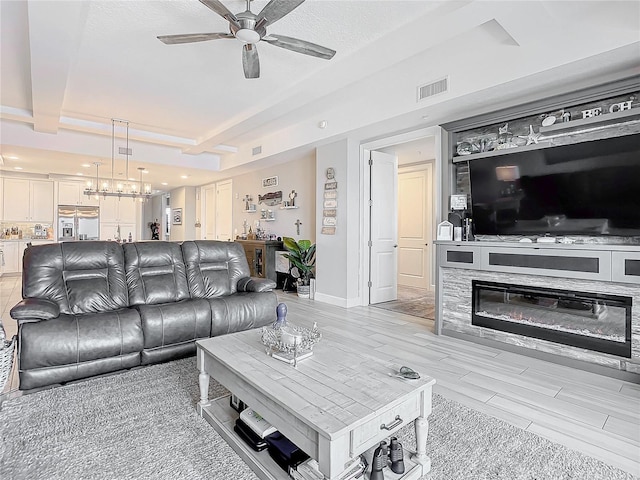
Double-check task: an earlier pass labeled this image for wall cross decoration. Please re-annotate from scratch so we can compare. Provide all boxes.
[295,219,302,235]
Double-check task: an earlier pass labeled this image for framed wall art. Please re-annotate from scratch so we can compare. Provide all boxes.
[172,208,183,225]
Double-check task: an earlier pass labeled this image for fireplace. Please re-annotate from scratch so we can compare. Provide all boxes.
[472,281,632,357]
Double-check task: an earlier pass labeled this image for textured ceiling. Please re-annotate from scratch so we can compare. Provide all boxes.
[1,0,639,191]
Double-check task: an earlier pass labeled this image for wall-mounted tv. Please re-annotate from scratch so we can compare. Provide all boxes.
[469,133,640,237]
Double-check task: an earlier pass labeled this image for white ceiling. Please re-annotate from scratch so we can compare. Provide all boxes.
[1,0,639,192]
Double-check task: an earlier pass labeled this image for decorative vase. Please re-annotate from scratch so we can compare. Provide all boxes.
[297,281,310,298]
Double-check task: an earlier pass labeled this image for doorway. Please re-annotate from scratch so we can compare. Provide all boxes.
[361,127,443,326]
[201,179,233,241]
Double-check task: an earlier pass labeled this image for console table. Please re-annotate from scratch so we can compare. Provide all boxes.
[237,239,283,283]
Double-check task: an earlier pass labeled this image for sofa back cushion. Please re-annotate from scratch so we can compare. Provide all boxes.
[181,241,250,298]
[22,241,129,315]
[123,241,190,305]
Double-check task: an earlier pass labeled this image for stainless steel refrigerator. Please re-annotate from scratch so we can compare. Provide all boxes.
[58,205,100,241]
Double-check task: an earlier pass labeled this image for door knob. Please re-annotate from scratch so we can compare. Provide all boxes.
[393,245,398,248]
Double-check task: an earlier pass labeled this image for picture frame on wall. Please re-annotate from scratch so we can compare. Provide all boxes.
[172,208,183,225]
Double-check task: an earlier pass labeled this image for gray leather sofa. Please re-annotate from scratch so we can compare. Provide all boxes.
[10,240,277,390]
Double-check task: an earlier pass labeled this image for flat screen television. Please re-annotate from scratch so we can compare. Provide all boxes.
[469,133,640,237]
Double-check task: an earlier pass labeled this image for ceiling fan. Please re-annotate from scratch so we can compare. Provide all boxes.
[158,0,336,79]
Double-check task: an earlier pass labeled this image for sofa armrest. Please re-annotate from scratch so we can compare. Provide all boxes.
[237,277,277,293]
[10,298,60,323]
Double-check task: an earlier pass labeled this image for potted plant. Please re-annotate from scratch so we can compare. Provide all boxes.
[282,237,316,298]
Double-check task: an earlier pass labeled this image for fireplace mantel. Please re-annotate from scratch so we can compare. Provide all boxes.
[435,241,640,380]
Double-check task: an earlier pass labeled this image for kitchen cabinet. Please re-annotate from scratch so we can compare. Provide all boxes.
[3,178,54,222]
[58,181,99,206]
[98,196,138,223]
[236,240,283,283]
[3,240,54,274]
[2,242,19,274]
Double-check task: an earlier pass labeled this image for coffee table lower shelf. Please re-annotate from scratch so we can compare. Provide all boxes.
[198,395,290,480]
[197,395,428,480]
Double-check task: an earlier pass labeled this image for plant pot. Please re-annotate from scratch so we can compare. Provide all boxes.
[297,282,311,299]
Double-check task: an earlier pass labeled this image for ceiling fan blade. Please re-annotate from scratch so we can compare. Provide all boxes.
[242,44,260,79]
[262,34,336,60]
[157,33,233,44]
[199,0,241,29]
[257,0,305,27]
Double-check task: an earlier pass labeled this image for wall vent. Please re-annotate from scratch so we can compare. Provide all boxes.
[252,146,262,156]
[417,77,448,102]
[118,147,132,156]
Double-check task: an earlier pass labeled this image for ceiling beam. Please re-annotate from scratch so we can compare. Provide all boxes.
[27,0,89,134]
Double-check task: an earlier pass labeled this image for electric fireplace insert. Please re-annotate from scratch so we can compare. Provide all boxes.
[472,280,632,357]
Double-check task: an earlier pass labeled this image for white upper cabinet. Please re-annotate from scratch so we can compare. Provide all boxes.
[58,181,99,206]
[3,178,54,222]
[98,195,139,223]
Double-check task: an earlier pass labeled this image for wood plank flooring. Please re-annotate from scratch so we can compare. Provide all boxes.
[278,291,640,477]
[1,275,638,476]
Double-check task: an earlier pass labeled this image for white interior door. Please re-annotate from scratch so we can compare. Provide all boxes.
[203,185,216,240]
[398,164,433,289]
[369,150,398,304]
[215,180,233,241]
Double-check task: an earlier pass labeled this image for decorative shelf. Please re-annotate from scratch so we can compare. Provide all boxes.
[244,209,257,213]
[263,218,276,222]
[279,206,299,210]
[539,107,640,134]
[452,142,554,163]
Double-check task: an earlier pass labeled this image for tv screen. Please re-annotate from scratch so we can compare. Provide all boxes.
[469,133,640,237]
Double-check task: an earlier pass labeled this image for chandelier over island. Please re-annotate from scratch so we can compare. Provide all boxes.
[84,119,152,200]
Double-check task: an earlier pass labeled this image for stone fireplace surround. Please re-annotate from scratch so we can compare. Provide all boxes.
[435,241,640,380]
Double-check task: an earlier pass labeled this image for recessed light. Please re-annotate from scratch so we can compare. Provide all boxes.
[181,175,188,179]
[14,166,23,170]
[161,182,168,186]
[128,177,136,181]
[142,169,149,174]
[81,163,91,168]
[6,156,19,160]
[76,173,84,176]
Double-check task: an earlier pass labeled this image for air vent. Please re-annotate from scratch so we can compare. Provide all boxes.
[119,147,132,156]
[252,146,262,156]
[417,77,448,101]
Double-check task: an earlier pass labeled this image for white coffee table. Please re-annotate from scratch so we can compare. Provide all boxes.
[196,328,435,480]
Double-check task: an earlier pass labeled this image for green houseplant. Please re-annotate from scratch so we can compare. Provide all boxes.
[282,237,316,298]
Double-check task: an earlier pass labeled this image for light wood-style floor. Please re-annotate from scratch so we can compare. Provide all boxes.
[278,291,640,477]
[1,275,639,476]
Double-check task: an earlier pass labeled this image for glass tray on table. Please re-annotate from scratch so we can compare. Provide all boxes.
[261,322,321,366]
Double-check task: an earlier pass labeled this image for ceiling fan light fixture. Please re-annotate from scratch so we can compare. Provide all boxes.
[235,28,260,44]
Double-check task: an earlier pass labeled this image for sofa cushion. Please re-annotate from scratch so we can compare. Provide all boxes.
[182,241,251,298]
[123,242,190,305]
[21,241,129,315]
[18,307,143,389]
[208,291,277,336]
[136,298,211,350]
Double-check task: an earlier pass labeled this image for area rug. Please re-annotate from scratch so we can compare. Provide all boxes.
[374,286,436,320]
[0,358,636,480]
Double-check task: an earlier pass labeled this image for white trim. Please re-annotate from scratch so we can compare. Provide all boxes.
[313,292,361,308]
[359,126,444,307]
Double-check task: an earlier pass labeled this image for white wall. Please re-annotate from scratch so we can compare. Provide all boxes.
[168,186,196,241]
[231,153,316,242]
[315,139,361,307]
[141,194,164,240]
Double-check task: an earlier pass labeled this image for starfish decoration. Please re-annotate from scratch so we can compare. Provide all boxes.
[518,125,541,145]
[498,123,511,136]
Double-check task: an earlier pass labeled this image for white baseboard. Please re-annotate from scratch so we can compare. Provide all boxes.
[313,293,362,308]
